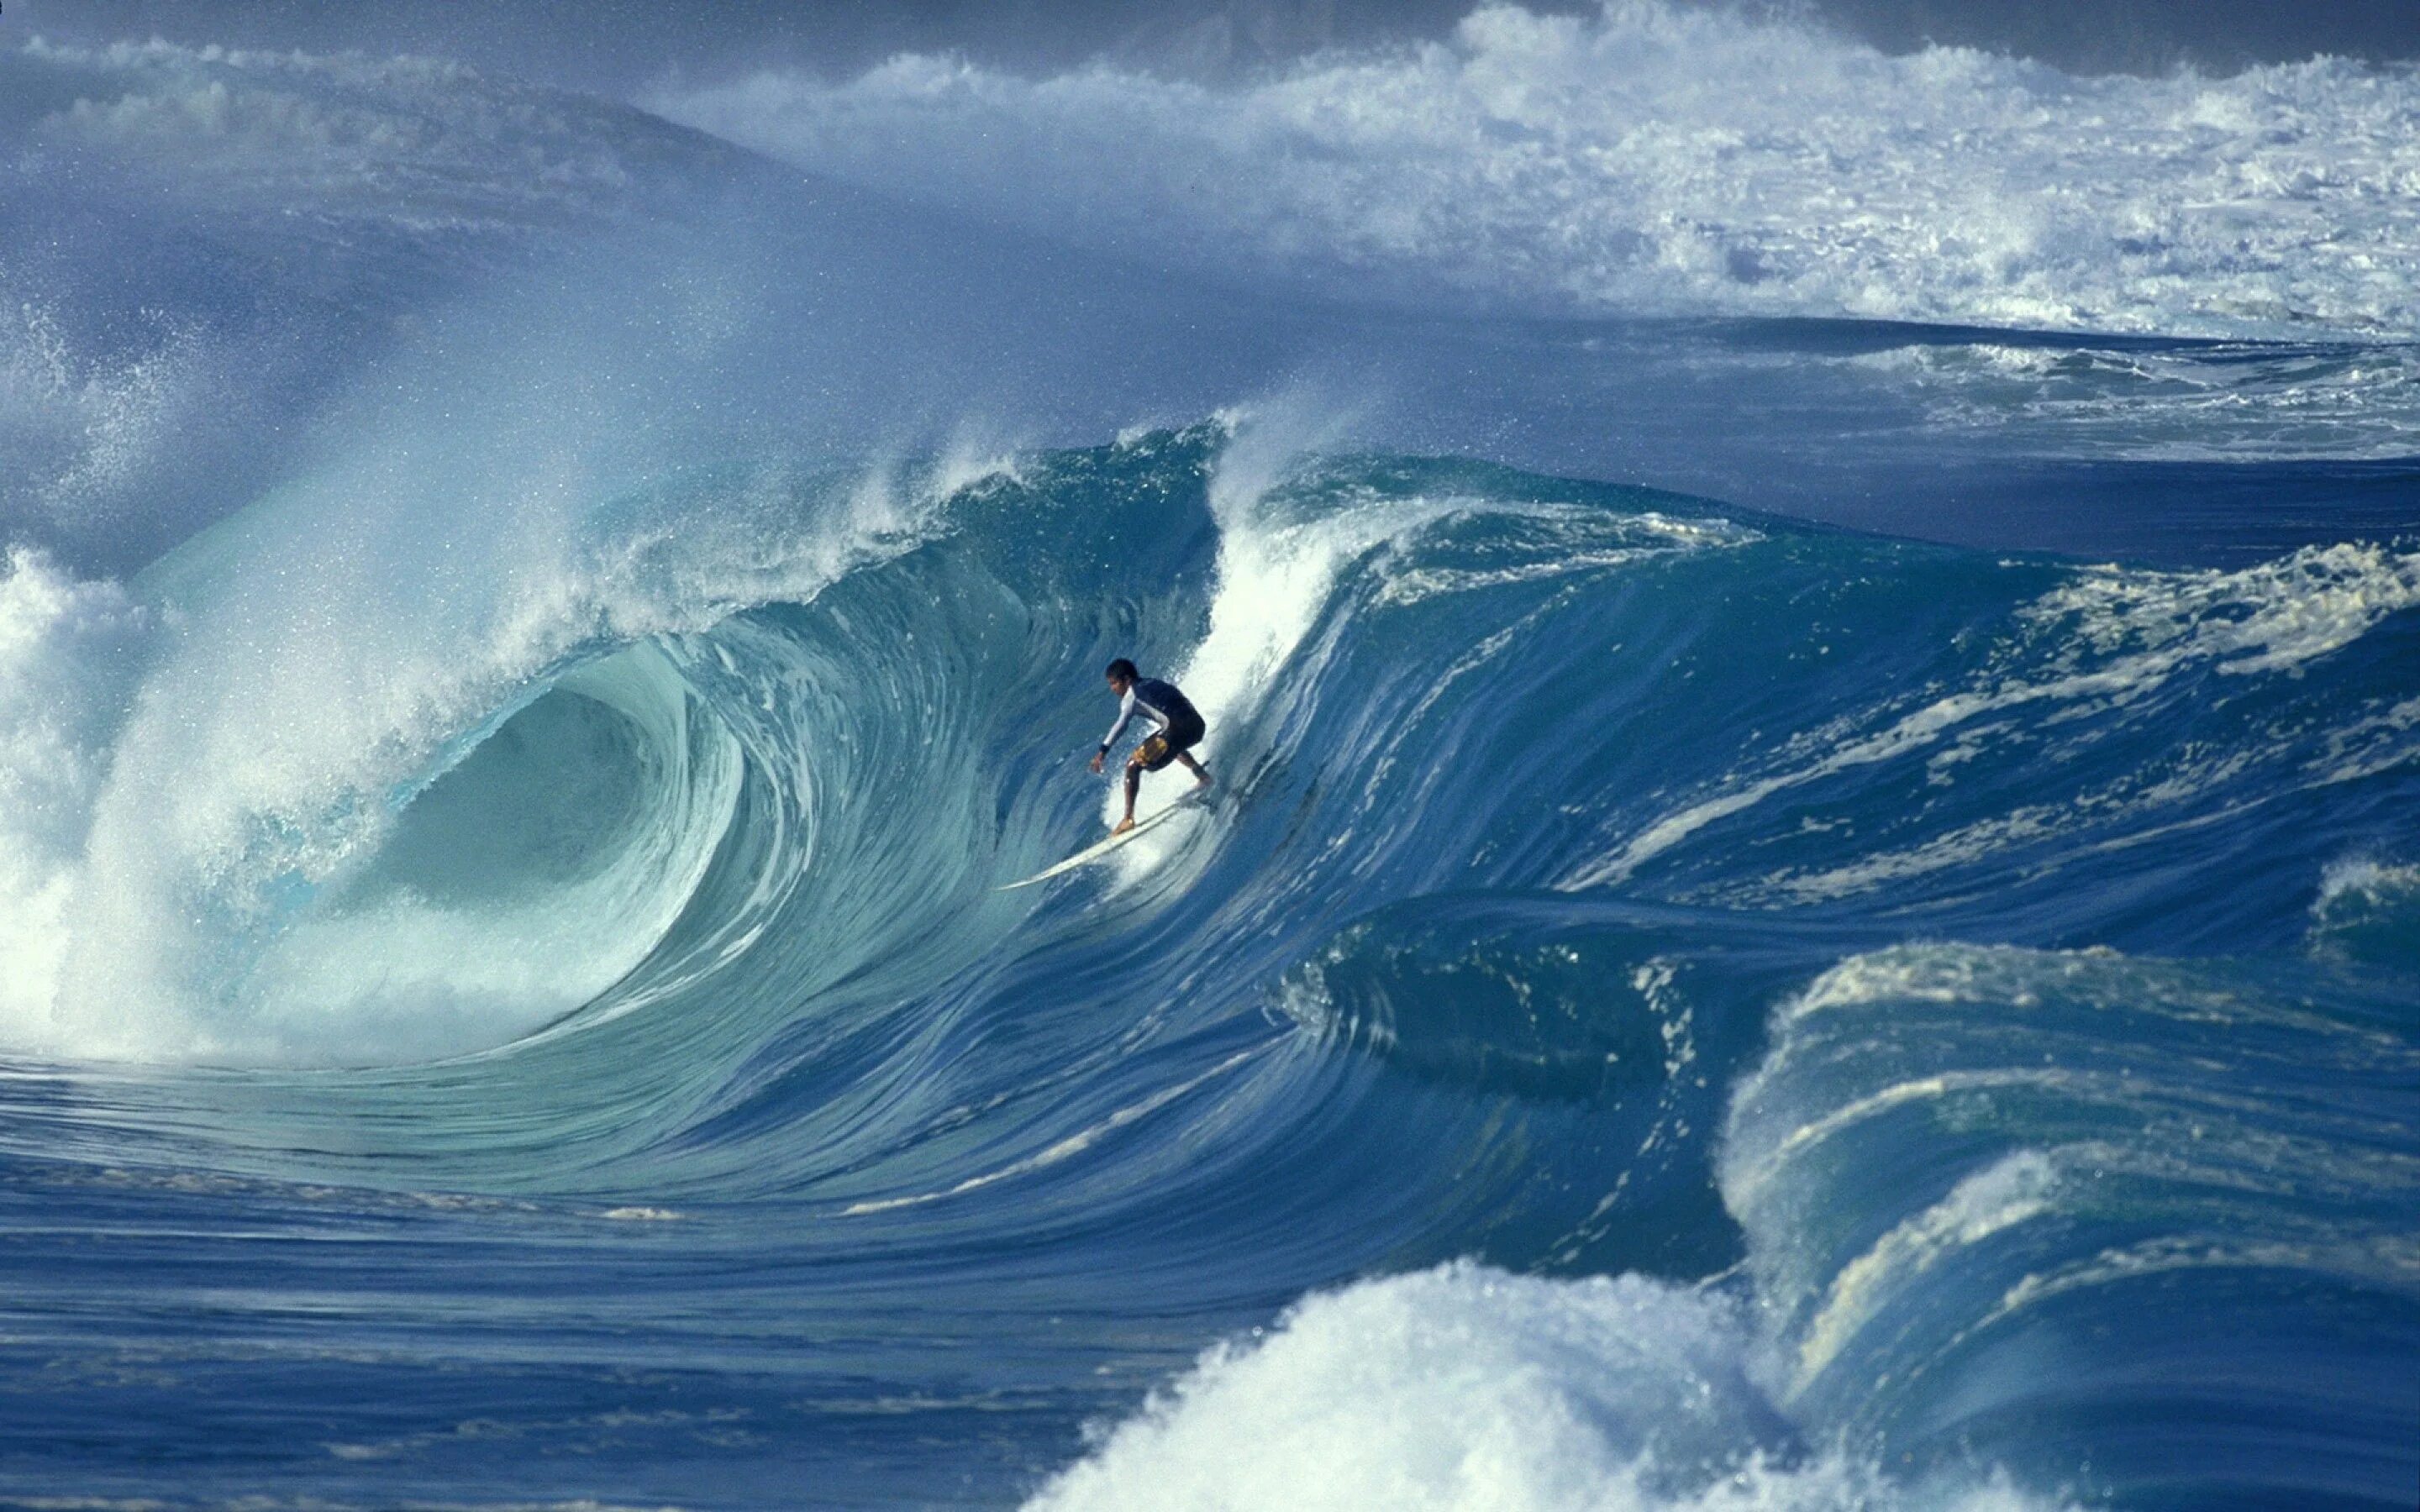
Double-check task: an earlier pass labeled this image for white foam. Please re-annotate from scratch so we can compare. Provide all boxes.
[1028,1261,2064,1512]
[2315,856,2420,915]
[2308,854,2420,964]
[654,3,2420,339]
[0,549,151,1047]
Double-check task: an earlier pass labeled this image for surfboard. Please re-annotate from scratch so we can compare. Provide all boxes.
[997,789,1213,891]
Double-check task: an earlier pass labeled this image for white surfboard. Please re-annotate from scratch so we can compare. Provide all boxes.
[998,790,1210,891]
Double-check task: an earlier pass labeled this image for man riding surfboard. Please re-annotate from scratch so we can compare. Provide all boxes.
[1088,659,1211,833]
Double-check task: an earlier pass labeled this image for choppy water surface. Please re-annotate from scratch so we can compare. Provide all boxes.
[2,10,2416,1509]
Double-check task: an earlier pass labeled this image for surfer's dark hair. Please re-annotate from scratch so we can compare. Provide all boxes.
[1105,658,1139,681]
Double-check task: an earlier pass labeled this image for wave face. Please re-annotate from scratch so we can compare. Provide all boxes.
[3,8,2418,1510]
[5,422,2414,1506]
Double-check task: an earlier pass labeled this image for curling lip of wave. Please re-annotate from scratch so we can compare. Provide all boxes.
[0,449,965,1067]
[653,1,2420,339]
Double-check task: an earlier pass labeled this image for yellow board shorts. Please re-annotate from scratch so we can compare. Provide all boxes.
[1131,712,1207,773]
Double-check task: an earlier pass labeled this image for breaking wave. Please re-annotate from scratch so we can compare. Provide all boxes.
[3,12,2417,1508]
[658,3,2420,338]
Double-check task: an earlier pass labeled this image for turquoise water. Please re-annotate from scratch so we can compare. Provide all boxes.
[7,433,2413,1507]
[3,18,2417,1509]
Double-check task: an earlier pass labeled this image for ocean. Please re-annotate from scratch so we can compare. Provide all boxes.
[1,8,2415,1508]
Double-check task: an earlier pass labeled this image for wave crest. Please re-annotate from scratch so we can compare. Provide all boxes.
[655,1,2420,337]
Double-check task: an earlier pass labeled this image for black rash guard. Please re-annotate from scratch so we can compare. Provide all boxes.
[1100,677,1204,755]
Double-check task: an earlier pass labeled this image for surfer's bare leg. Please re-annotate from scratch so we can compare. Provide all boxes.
[1176,749,1211,787]
[1115,759,1142,834]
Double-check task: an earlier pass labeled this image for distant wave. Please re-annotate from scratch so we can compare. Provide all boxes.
[655,1,2420,339]
[3,37,699,228]
[12,24,2420,591]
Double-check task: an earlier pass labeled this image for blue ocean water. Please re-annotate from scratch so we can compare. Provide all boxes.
[2,10,2417,1509]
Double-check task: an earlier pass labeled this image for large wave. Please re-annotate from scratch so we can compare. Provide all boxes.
[3,14,2417,1509]
[1,407,2414,1503]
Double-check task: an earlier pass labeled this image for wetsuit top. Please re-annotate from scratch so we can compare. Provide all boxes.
[1099,677,1201,754]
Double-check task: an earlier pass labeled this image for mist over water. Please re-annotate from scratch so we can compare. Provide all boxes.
[0,4,2415,1508]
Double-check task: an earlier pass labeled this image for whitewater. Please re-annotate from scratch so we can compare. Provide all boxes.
[0,5,2415,1507]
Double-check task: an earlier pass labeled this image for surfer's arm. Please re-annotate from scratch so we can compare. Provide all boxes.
[1097,690,1139,756]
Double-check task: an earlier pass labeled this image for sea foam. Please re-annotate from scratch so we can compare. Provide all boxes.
[655,2,2420,339]
[1028,1261,2061,1512]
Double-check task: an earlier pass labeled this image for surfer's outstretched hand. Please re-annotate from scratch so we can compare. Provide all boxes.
[1088,752,1105,774]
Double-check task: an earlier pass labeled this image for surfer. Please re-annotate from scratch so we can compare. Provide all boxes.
[1089,658,1211,833]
